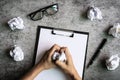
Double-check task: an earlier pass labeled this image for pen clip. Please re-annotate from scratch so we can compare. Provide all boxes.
[51,29,74,37]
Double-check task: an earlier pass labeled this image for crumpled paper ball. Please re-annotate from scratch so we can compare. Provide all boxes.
[8,17,24,30]
[109,23,120,38]
[52,52,66,62]
[87,6,103,21]
[10,45,24,61]
[106,54,120,70]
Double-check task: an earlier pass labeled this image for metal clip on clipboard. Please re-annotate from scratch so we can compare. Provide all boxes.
[51,29,74,37]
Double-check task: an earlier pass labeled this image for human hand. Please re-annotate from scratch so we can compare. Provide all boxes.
[38,44,60,70]
[21,44,61,80]
[55,47,75,74]
[55,47,81,80]
[21,45,81,80]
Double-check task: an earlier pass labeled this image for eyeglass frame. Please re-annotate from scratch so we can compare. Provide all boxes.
[28,3,59,21]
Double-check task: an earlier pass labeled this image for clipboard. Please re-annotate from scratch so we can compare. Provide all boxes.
[34,26,89,80]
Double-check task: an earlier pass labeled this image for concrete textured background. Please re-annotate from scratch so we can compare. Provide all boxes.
[0,0,120,80]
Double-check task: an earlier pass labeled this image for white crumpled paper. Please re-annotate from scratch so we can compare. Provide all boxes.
[8,17,24,30]
[10,45,24,61]
[87,6,103,21]
[109,23,120,38]
[52,52,66,62]
[106,54,120,70]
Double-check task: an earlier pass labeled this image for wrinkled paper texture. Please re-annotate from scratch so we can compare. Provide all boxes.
[8,17,24,30]
[10,45,24,61]
[87,6,102,21]
[52,52,66,62]
[109,23,120,38]
[106,54,120,70]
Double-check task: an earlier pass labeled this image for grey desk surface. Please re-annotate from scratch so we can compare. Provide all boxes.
[0,0,120,80]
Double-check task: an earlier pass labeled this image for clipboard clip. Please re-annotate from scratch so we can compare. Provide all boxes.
[52,29,74,37]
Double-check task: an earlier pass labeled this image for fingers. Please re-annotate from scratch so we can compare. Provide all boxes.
[55,60,66,69]
[49,44,61,57]
[48,44,72,64]
[60,47,72,62]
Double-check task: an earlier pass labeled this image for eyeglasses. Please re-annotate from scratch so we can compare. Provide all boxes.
[28,3,58,21]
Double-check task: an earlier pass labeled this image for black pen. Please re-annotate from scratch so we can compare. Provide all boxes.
[87,38,107,68]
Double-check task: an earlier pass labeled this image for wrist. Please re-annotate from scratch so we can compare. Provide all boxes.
[70,72,80,80]
[68,68,81,80]
[36,63,45,71]
[21,63,44,80]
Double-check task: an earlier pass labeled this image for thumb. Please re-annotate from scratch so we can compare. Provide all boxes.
[55,60,66,69]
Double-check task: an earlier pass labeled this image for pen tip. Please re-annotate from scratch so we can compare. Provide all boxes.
[87,65,89,68]
[87,63,91,68]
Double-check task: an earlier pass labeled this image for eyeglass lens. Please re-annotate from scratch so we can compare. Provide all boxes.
[29,4,58,21]
[45,5,58,15]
